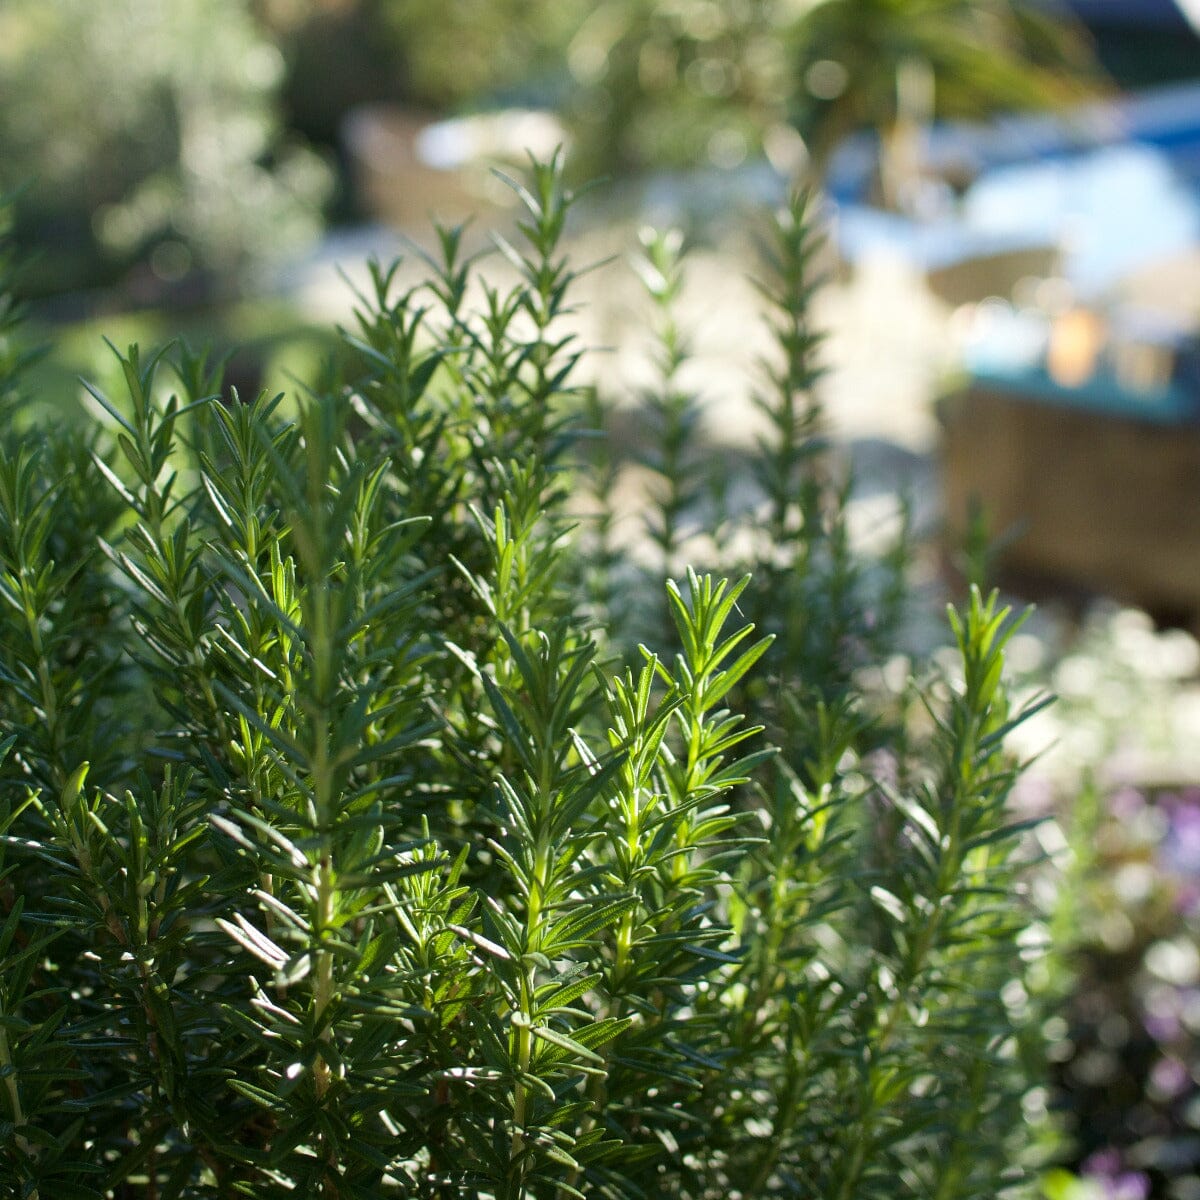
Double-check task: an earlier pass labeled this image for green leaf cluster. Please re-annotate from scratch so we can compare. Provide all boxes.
[0,161,1045,1199]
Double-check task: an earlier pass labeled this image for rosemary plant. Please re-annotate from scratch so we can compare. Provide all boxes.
[0,163,1045,1200]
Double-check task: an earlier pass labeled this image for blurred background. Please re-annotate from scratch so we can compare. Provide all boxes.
[4,1,1200,1195]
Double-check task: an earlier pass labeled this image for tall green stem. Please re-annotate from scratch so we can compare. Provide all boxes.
[0,1018,37,1198]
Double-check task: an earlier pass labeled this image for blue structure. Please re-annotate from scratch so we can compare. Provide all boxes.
[1059,0,1198,30]
[828,79,1200,295]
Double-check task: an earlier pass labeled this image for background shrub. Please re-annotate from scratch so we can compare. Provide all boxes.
[0,0,329,300]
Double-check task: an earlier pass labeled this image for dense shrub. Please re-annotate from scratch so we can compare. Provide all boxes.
[0,161,1046,1198]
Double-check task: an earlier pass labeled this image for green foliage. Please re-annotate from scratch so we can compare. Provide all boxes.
[379,0,587,110]
[0,0,329,296]
[568,0,1097,186]
[369,0,1096,186]
[0,162,1044,1198]
[786,0,1099,188]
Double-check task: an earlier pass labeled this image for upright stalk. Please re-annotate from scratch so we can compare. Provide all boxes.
[0,1019,37,1199]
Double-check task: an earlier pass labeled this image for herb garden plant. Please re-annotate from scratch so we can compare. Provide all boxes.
[0,161,1048,1198]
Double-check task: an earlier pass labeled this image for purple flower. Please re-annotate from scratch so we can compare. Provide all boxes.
[1109,787,1147,823]
[1081,1149,1151,1200]
[1143,1009,1182,1044]
[1149,1054,1192,1101]
[1082,1149,1122,1177]
[1162,792,1200,876]
[1108,1173,1151,1200]
[1173,880,1200,917]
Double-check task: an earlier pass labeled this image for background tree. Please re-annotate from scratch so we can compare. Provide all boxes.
[787,0,1100,205]
[0,0,329,299]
